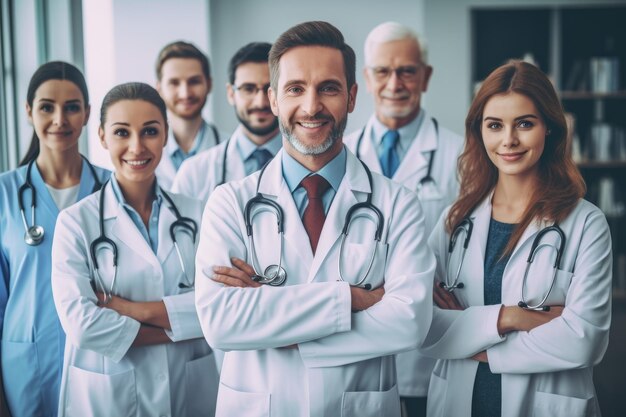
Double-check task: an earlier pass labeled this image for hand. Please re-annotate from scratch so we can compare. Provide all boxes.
[96,292,133,317]
[497,305,564,334]
[350,286,385,312]
[472,351,488,363]
[211,257,261,288]
[433,281,464,310]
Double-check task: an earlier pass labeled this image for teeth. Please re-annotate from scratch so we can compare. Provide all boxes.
[126,160,149,166]
[300,122,324,128]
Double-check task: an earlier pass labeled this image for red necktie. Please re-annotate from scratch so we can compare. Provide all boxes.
[300,175,330,254]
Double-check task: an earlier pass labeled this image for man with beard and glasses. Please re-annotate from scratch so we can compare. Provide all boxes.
[344,22,463,417]
[173,42,281,204]
[195,21,434,417]
[155,41,228,189]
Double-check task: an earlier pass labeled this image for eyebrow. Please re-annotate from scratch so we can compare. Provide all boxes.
[483,114,539,122]
[110,120,161,127]
[282,79,344,89]
[38,98,82,104]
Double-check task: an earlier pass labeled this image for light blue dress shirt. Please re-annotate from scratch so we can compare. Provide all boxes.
[371,109,425,162]
[282,146,347,217]
[168,121,219,171]
[110,175,163,254]
[235,130,282,175]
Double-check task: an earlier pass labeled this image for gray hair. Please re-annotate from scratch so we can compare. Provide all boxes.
[364,21,428,66]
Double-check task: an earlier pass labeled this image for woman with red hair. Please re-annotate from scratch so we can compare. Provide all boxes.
[421,60,612,417]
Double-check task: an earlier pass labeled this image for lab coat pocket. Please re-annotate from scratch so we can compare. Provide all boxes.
[65,366,137,417]
[1,341,43,410]
[341,383,400,417]
[185,353,219,417]
[532,391,592,417]
[341,242,389,289]
[426,372,447,417]
[216,382,270,417]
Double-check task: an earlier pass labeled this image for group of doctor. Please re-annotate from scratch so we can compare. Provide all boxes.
[0,18,612,417]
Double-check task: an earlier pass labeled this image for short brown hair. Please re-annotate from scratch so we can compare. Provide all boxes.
[269,21,355,91]
[155,41,211,80]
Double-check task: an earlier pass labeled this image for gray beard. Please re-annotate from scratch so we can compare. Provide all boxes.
[279,115,347,156]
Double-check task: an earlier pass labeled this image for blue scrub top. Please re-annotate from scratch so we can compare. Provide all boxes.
[0,159,110,417]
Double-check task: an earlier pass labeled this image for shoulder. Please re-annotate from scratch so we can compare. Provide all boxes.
[434,123,464,152]
[343,126,366,149]
[184,142,227,170]
[562,199,608,229]
[57,191,99,232]
[0,167,24,190]
[164,191,203,215]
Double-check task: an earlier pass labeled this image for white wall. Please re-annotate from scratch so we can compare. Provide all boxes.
[82,0,210,168]
[208,0,426,135]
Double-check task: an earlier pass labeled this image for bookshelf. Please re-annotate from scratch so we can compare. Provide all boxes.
[472,5,626,416]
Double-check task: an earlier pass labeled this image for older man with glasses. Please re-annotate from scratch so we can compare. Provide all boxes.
[344,21,464,417]
[173,42,281,204]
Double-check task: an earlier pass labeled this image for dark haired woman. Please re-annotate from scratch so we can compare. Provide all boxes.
[0,61,109,416]
[52,82,218,416]
[422,61,611,417]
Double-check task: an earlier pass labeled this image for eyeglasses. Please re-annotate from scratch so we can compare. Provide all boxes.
[233,83,271,97]
[368,65,424,82]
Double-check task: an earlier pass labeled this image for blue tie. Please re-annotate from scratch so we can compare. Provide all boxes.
[380,130,400,178]
[250,148,273,172]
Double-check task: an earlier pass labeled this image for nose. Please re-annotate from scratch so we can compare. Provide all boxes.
[301,90,323,117]
[502,127,519,148]
[52,108,66,126]
[253,87,270,107]
[385,70,403,91]
[179,82,190,98]
[128,134,145,154]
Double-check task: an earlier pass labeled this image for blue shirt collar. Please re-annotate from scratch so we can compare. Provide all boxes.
[282,146,346,193]
[234,126,283,161]
[371,109,425,151]
[165,120,208,157]
[110,173,164,209]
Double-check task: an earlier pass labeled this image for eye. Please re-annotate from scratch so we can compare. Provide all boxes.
[113,128,129,137]
[239,84,257,95]
[320,85,340,95]
[486,121,502,130]
[168,79,179,87]
[39,104,53,113]
[65,104,82,112]
[142,127,159,136]
[372,67,391,79]
[286,86,303,95]
[517,120,534,129]
[188,78,202,86]
[397,66,418,77]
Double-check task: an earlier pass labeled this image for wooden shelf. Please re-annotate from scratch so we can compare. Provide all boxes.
[576,160,626,169]
[560,91,626,100]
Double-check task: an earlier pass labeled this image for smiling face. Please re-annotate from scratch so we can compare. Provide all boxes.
[99,99,167,188]
[157,58,210,120]
[268,45,357,163]
[27,79,89,156]
[364,38,431,129]
[227,61,278,141]
[481,92,547,181]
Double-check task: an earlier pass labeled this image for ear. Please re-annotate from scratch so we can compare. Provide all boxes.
[268,87,279,116]
[347,83,358,113]
[421,65,434,93]
[226,83,235,106]
[83,104,91,126]
[26,102,33,124]
[98,126,108,150]
[363,67,375,95]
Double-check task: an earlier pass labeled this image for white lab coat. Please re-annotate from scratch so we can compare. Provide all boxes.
[195,148,435,417]
[52,183,219,417]
[172,130,245,205]
[344,113,464,396]
[156,121,228,190]
[422,196,612,417]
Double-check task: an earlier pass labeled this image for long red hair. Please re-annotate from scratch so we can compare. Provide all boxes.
[447,60,585,255]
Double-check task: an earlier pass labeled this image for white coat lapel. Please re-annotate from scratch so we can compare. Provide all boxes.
[393,116,436,184]
[464,197,492,305]
[103,183,160,267]
[226,131,246,182]
[356,119,383,175]
[308,153,370,282]
[257,151,314,268]
[156,194,177,265]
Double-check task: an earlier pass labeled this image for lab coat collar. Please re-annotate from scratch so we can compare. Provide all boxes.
[101,180,162,268]
[156,191,178,264]
[392,111,438,183]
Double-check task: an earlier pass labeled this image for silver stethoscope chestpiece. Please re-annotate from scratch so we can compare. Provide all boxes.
[263,265,287,286]
[24,225,45,246]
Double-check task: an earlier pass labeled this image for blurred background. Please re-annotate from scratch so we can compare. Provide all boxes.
[1,0,625,415]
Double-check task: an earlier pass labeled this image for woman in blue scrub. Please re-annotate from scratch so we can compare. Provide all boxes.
[0,61,109,417]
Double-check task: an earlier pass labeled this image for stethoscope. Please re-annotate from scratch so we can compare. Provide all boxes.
[443,217,567,311]
[90,180,198,303]
[245,159,384,289]
[355,117,438,192]
[19,155,102,246]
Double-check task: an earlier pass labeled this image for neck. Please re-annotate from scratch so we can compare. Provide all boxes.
[114,174,157,215]
[376,107,420,131]
[169,114,204,153]
[491,172,538,223]
[36,147,83,189]
[244,126,279,146]
[284,138,343,172]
